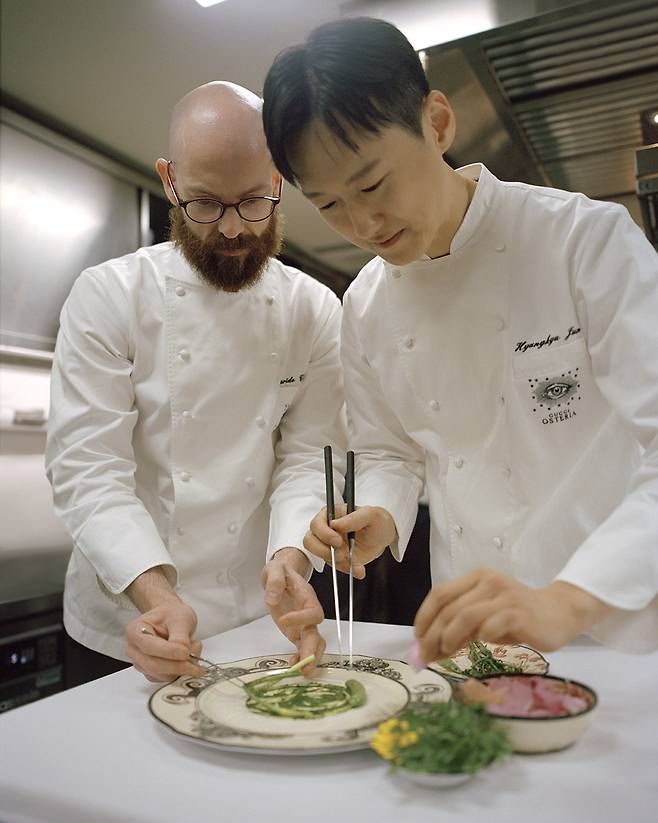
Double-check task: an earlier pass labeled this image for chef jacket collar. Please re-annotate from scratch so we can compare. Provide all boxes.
[383,162,498,273]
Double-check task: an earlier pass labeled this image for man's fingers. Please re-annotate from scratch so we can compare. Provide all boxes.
[310,506,346,548]
[303,530,337,562]
[130,626,189,661]
[279,605,324,631]
[298,627,326,675]
[435,602,500,658]
[414,570,482,638]
[126,644,202,679]
[477,609,524,646]
[418,585,494,658]
[329,507,376,535]
[262,559,286,606]
[286,573,325,616]
[165,612,196,651]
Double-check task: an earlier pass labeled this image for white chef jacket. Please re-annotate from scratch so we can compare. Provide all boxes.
[342,164,658,653]
[46,243,345,660]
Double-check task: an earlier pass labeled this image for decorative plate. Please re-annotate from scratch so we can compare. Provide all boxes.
[428,643,549,680]
[149,653,452,755]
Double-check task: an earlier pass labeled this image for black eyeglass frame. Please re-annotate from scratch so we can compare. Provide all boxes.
[165,160,282,224]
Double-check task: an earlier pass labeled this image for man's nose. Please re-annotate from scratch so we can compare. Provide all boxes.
[216,205,244,239]
[347,203,382,240]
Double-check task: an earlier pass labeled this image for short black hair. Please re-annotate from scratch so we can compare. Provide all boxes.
[262,17,430,185]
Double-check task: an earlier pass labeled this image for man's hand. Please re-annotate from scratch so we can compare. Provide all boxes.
[303,504,397,579]
[414,567,613,665]
[262,548,325,674]
[124,567,203,682]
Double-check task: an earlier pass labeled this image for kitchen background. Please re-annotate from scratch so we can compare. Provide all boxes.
[1,0,657,712]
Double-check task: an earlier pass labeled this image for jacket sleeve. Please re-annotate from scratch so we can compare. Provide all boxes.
[555,205,658,649]
[45,270,177,595]
[266,285,347,573]
[339,285,425,559]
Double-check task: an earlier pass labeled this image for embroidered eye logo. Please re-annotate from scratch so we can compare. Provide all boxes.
[543,382,572,401]
[528,370,581,412]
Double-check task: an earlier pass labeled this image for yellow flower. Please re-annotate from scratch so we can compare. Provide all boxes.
[370,733,396,760]
[397,731,419,749]
[371,716,422,761]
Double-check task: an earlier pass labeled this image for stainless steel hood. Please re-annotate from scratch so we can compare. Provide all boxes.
[422,0,658,203]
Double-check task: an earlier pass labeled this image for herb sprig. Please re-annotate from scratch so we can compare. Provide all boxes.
[243,655,367,719]
[370,701,512,774]
[441,640,523,678]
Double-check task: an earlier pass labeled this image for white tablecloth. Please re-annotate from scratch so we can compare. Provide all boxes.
[1,617,657,823]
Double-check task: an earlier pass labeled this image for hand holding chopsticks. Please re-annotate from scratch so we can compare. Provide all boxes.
[304,504,397,577]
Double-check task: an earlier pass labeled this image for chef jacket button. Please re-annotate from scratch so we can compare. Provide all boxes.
[256,416,266,428]
[403,335,415,350]
[495,317,505,331]
[245,476,256,488]
[180,471,191,482]
[178,348,190,361]
[182,410,192,419]
[176,526,185,536]
[495,242,506,252]
[429,399,440,412]
[269,352,279,362]
[175,285,186,297]
[454,456,464,468]
[453,525,463,536]
[228,522,238,534]
[498,395,506,406]
[493,536,503,549]
[503,466,512,478]
[266,296,275,305]
[392,269,402,279]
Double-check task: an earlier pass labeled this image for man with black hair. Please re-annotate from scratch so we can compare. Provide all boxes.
[262,18,658,663]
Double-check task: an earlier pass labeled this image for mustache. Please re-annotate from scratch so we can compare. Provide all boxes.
[214,236,255,253]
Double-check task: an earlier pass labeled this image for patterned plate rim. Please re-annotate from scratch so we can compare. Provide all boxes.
[148,652,453,756]
[427,643,550,679]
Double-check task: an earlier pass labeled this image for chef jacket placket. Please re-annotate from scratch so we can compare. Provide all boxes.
[165,276,275,628]
[387,229,522,580]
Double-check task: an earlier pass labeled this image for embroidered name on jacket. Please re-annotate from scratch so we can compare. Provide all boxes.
[516,326,581,353]
[280,374,306,385]
[528,369,582,425]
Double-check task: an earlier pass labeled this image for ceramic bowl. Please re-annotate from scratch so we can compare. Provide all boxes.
[394,768,473,789]
[478,673,597,753]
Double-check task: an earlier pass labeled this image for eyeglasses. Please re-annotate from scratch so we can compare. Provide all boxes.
[165,160,282,224]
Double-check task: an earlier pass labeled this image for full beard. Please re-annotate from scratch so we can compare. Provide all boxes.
[169,208,283,292]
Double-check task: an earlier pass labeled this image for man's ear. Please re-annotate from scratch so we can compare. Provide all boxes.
[155,158,178,206]
[423,91,456,154]
[272,170,282,196]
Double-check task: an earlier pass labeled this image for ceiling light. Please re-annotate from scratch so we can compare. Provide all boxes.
[194,0,228,7]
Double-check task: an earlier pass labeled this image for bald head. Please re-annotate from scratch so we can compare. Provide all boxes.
[169,81,268,167]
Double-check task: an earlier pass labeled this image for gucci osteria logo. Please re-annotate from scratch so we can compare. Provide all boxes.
[529,368,581,425]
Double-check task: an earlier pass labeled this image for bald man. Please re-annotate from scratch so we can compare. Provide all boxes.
[46,82,345,685]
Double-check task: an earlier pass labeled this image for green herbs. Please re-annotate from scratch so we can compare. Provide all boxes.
[246,679,366,719]
[243,656,367,719]
[441,641,523,678]
[371,701,512,774]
